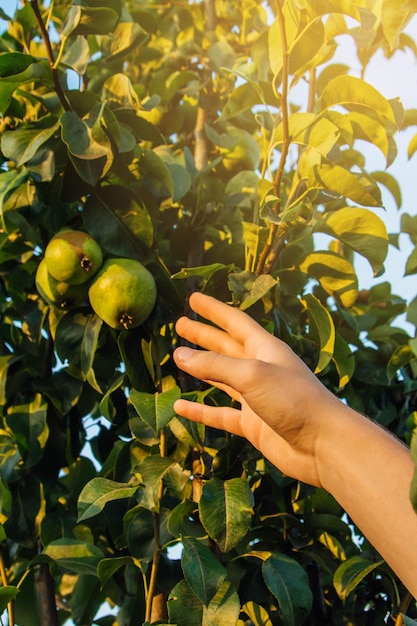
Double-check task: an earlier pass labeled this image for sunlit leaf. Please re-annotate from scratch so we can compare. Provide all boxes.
[320,76,397,125]
[299,251,358,307]
[202,579,240,626]
[241,601,273,626]
[41,539,105,575]
[314,207,388,274]
[371,170,402,209]
[334,556,384,601]
[78,477,138,522]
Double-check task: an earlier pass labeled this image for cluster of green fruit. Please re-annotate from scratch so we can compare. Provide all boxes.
[35,230,157,330]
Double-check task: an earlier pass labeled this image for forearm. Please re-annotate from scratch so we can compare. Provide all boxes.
[319,403,417,597]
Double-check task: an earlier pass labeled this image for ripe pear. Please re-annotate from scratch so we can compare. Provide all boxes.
[88,258,157,330]
[36,259,89,309]
[222,128,260,173]
[44,230,103,285]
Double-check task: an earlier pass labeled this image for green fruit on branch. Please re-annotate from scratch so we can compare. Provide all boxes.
[44,230,103,285]
[88,258,157,330]
[35,259,89,309]
[222,128,260,173]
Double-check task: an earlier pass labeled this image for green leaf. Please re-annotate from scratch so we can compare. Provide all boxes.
[168,579,204,625]
[134,456,178,512]
[410,430,417,514]
[61,107,113,185]
[181,536,227,606]
[78,477,138,522]
[320,76,397,125]
[0,586,19,612]
[333,556,384,601]
[83,185,153,260]
[105,21,149,63]
[0,52,37,77]
[202,579,240,626]
[6,394,48,469]
[314,207,388,275]
[262,552,313,626]
[300,294,335,374]
[172,263,231,290]
[41,539,105,575]
[405,246,417,276]
[55,310,103,382]
[387,345,417,383]
[1,117,59,167]
[371,170,402,208]
[97,556,133,587]
[332,334,355,388]
[299,251,358,307]
[130,386,180,435]
[63,5,119,37]
[199,477,254,552]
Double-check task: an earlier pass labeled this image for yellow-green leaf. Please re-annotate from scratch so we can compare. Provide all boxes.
[299,251,358,307]
[320,76,397,126]
[314,207,388,274]
[301,294,335,374]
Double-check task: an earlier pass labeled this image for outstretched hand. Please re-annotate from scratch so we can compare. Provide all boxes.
[173,292,344,487]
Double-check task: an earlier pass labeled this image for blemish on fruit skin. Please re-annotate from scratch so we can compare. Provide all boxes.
[81,256,94,272]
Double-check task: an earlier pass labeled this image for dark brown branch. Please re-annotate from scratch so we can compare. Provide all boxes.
[36,563,59,626]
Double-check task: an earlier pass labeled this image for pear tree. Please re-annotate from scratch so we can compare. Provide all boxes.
[0,1,417,624]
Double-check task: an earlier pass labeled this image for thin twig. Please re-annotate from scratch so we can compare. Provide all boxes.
[255,0,290,275]
[0,549,13,626]
[29,0,72,112]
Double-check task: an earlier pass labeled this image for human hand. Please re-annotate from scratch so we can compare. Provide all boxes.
[173,292,345,487]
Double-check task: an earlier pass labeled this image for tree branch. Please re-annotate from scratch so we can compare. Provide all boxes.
[255,0,290,275]
[29,0,72,112]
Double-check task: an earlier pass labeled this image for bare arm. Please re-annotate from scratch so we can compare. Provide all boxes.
[173,292,417,597]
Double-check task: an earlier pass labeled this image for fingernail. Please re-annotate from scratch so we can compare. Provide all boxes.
[175,346,194,363]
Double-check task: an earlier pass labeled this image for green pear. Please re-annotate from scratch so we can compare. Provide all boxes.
[88,258,157,330]
[36,259,89,309]
[44,230,103,285]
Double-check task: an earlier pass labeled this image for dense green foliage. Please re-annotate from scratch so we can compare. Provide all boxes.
[0,0,417,624]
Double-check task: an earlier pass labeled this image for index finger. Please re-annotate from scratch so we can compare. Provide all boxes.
[187,292,268,345]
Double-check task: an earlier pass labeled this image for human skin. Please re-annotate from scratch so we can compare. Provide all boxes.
[173,292,417,597]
